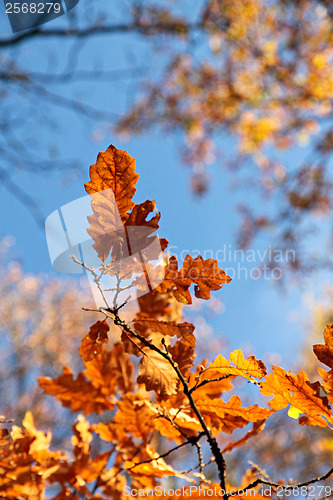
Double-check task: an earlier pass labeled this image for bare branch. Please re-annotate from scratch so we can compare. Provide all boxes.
[230,468,333,498]
[0,21,200,48]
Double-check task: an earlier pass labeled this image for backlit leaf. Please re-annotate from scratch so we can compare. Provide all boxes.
[79,320,109,362]
[156,254,231,304]
[260,365,333,427]
[313,324,333,369]
[208,350,266,381]
[137,348,178,397]
[195,396,272,434]
[84,144,139,261]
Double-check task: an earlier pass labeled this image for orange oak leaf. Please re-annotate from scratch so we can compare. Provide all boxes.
[92,395,155,448]
[72,414,92,463]
[313,324,333,369]
[189,361,234,401]
[84,145,139,261]
[83,346,134,396]
[207,350,267,381]
[113,394,155,441]
[121,329,145,356]
[260,365,333,427]
[137,289,179,319]
[126,199,160,229]
[168,333,196,376]
[38,366,114,415]
[153,406,202,444]
[70,415,111,484]
[21,412,59,465]
[107,199,168,270]
[0,416,62,499]
[125,199,168,257]
[156,254,231,304]
[133,317,195,338]
[152,416,185,444]
[318,367,333,405]
[137,348,178,397]
[195,396,272,434]
[79,320,109,362]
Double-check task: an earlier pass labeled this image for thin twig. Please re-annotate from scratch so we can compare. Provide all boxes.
[107,310,229,499]
[126,436,203,471]
[229,467,333,498]
[190,375,232,393]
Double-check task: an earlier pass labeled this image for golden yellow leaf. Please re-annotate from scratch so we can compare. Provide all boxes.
[208,349,266,381]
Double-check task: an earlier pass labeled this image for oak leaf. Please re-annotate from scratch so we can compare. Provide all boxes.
[38,367,114,415]
[137,348,178,397]
[22,411,57,465]
[83,346,133,396]
[93,395,155,445]
[313,324,333,369]
[137,289,180,320]
[133,316,195,338]
[260,365,333,427]
[195,396,272,434]
[84,144,139,261]
[124,199,168,257]
[168,333,196,376]
[113,394,155,441]
[208,350,266,381]
[106,199,168,274]
[156,254,231,304]
[153,407,201,444]
[79,320,109,362]
[190,361,234,401]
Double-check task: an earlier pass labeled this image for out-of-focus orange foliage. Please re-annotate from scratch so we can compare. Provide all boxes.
[0,246,101,428]
[1,145,333,498]
[115,0,333,274]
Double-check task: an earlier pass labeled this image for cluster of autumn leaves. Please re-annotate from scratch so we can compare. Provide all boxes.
[0,146,333,499]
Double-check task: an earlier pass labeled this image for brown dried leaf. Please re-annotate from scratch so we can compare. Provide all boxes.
[157,254,231,304]
[84,144,139,261]
[133,316,195,339]
[313,324,333,369]
[168,334,196,376]
[137,348,178,397]
[79,320,109,362]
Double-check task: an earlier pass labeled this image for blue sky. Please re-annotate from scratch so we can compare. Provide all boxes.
[0,1,323,370]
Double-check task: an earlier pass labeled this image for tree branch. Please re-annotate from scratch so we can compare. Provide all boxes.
[100,306,229,500]
[126,435,203,472]
[230,467,333,498]
[0,22,200,48]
